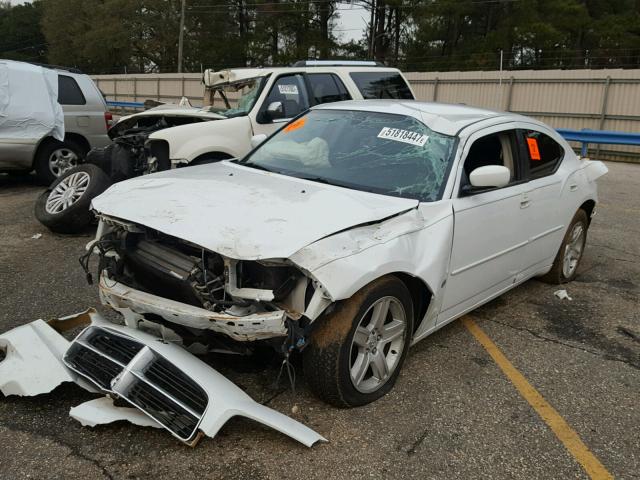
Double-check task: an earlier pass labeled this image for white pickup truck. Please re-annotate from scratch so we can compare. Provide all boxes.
[145,61,416,167]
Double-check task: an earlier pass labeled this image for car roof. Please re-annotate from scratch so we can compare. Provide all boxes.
[312,100,534,136]
[203,66,402,87]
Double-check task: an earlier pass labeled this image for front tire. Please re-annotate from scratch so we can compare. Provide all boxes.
[539,209,589,284]
[303,276,414,408]
[34,164,111,233]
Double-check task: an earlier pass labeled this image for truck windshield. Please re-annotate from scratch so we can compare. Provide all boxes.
[241,109,455,202]
[208,77,266,118]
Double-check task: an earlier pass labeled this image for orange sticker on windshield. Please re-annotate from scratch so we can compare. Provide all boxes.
[527,137,541,160]
[284,117,306,133]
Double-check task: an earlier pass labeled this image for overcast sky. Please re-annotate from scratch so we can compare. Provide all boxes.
[8,0,366,43]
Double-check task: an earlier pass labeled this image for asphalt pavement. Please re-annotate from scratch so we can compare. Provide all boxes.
[0,161,638,479]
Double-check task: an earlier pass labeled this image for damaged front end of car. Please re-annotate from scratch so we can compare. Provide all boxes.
[82,215,333,356]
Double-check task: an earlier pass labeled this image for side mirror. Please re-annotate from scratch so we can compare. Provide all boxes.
[251,134,267,148]
[265,101,284,121]
[469,165,511,188]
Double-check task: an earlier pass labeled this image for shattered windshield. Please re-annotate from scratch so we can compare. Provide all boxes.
[209,77,265,118]
[241,109,456,201]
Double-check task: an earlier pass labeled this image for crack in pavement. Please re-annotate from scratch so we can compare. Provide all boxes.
[2,422,115,480]
[483,318,639,370]
[405,428,430,456]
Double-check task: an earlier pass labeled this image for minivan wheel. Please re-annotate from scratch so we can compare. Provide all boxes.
[539,209,589,284]
[34,164,111,233]
[303,276,413,408]
[35,139,85,185]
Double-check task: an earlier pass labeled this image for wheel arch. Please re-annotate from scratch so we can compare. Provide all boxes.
[63,132,91,155]
[190,151,235,165]
[33,134,90,168]
[579,199,596,225]
[391,272,433,333]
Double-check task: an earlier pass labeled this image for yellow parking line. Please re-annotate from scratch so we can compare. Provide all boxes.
[462,316,613,480]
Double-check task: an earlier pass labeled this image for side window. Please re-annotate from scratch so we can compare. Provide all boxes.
[58,75,86,105]
[349,72,413,99]
[462,130,519,190]
[259,74,309,123]
[306,73,351,105]
[522,130,564,179]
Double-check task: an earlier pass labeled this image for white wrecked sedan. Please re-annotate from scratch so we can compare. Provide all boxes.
[86,100,607,408]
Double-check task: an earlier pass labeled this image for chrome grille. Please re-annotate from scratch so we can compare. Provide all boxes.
[63,327,209,442]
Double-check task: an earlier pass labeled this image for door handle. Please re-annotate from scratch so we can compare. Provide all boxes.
[520,200,530,208]
[569,184,578,192]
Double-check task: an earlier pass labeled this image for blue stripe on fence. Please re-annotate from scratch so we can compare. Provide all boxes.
[557,128,640,156]
[107,100,145,109]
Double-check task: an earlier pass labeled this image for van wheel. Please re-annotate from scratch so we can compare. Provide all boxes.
[34,164,111,233]
[303,276,413,407]
[539,209,589,284]
[35,139,85,185]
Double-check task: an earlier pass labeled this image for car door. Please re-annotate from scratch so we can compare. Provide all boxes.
[251,73,310,136]
[516,127,571,278]
[438,125,532,323]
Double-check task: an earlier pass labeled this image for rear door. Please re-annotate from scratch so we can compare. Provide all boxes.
[438,125,531,323]
[515,127,571,278]
[305,73,351,106]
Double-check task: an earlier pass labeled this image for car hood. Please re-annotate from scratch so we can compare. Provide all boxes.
[91,161,419,260]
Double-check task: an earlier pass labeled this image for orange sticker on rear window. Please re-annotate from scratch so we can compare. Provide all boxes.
[284,117,306,133]
[527,137,541,160]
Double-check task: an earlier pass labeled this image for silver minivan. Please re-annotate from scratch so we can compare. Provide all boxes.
[0,62,111,184]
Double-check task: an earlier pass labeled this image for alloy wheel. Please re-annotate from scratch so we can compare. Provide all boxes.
[49,148,79,177]
[349,296,407,394]
[562,223,585,278]
[45,171,91,214]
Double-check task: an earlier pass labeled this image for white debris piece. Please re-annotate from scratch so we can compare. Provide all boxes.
[0,311,98,396]
[31,233,43,239]
[0,319,76,396]
[70,397,162,429]
[554,289,573,301]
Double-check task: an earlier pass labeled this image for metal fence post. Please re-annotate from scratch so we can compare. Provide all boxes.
[596,76,612,158]
[506,77,515,111]
[433,77,439,102]
[156,77,160,101]
[133,76,137,103]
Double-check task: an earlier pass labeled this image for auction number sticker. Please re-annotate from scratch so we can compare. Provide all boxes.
[377,127,428,146]
[526,137,541,160]
[278,84,299,95]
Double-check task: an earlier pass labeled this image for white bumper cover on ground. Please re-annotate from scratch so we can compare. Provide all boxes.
[0,310,325,448]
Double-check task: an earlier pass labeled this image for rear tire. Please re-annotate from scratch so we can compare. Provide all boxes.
[539,209,589,284]
[34,139,86,185]
[34,164,111,233]
[303,276,413,408]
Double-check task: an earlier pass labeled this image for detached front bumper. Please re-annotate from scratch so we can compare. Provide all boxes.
[0,309,325,448]
[99,274,288,341]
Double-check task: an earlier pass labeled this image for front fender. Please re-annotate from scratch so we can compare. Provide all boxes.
[290,202,454,302]
[148,116,253,161]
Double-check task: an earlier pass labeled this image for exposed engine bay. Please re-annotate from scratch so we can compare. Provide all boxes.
[83,217,333,352]
[87,115,209,182]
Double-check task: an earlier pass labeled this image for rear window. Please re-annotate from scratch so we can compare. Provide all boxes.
[307,73,351,105]
[58,75,86,105]
[350,72,413,100]
[522,130,564,179]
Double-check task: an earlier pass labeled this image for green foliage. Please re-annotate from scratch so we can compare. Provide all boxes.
[0,0,638,73]
[0,1,47,63]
